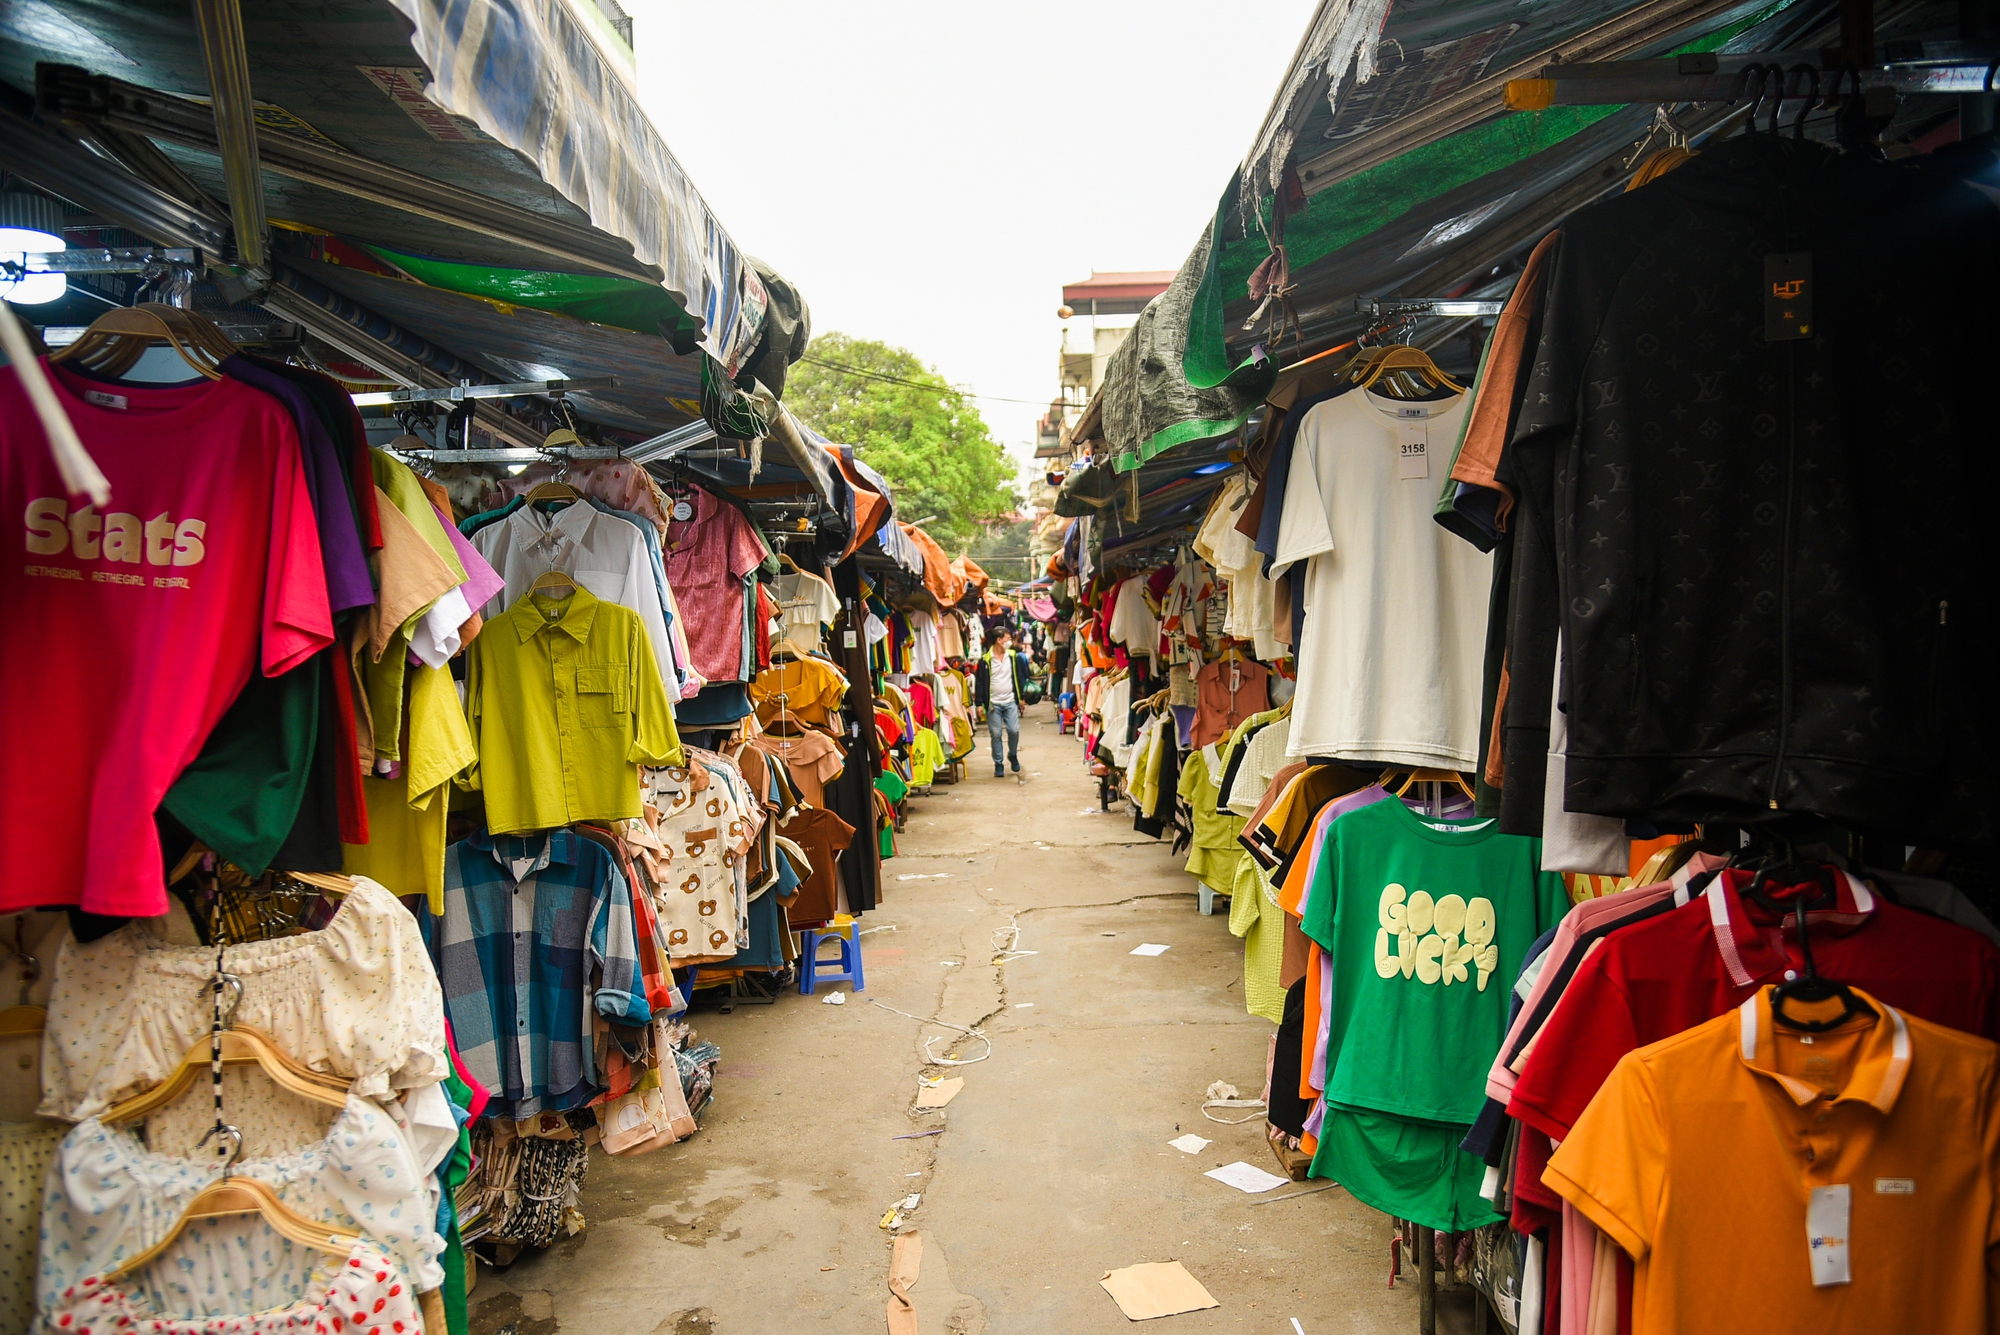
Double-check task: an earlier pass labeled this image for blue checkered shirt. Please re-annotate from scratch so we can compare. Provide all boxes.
[437,830,650,1118]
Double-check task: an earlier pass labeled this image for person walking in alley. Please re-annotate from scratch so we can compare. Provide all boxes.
[975,628,1033,777]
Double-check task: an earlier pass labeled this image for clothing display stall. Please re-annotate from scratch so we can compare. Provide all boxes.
[0,4,898,1316]
[1046,11,2000,1322]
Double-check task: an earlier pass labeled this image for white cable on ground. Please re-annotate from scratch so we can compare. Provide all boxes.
[1201,1079,1268,1125]
[870,1000,994,1066]
[990,917,1036,965]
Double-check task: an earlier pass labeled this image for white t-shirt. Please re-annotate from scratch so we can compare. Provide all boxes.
[1194,475,1282,661]
[1273,390,1491,767]
[1107,576,1161,662]
[988,650,1017,705]
[773,569,839,657]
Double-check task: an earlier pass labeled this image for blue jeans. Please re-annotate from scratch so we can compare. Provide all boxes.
[988,700,1020,771]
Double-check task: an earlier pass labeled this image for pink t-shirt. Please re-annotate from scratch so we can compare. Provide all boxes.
[2,362,332,915]
[663,487,765,684]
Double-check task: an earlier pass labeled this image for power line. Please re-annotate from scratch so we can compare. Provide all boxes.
[798,353,1054,407]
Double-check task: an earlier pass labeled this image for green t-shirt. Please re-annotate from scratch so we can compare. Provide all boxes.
[1301,796,1568,1125]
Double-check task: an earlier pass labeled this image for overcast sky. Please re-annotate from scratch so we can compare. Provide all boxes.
[621,0,1318,482]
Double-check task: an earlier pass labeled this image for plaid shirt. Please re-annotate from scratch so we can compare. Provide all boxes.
[437,830,650,1119]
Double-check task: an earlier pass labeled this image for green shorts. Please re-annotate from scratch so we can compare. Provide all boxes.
[1310,1105,1502,1233]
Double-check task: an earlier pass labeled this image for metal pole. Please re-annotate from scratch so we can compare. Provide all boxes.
[1840,0,1875,66]
[189,0,267,271]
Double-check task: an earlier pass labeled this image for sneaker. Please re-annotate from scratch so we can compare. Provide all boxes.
[1010,761,1020,774]
[994,767,1005,778]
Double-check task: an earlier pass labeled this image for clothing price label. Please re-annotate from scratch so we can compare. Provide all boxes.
[671,500,694,521]
[1806,1184,1852,1286]
[1397,420,1430,480]
[843,630,858,649]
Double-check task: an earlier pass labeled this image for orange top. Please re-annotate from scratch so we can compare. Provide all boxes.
[1449,229,1560,529]
[1547,986,2000,1335]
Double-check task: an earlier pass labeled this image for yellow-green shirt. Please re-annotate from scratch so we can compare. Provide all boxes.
[466,585,682,833]
[344,662,477,913]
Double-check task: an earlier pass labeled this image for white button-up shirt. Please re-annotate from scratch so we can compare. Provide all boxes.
[471,501,675,700]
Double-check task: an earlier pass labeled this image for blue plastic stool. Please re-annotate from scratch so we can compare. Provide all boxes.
[799,915,865,995]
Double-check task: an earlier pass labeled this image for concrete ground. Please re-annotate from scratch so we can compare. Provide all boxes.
[472,706,1479,1335]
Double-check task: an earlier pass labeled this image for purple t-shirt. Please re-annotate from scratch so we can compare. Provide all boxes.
[220,355,375,614]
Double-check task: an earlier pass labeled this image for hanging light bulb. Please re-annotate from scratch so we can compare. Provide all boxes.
[0,189,69,306]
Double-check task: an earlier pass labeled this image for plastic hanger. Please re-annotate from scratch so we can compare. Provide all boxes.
[528,569,579,598]
[107,1176,359,1282]
[525,479,580,504]
[1769,890,1876,1032]
[103,1026,350,1124]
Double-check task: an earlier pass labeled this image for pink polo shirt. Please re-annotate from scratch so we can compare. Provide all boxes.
[2,362,332,915]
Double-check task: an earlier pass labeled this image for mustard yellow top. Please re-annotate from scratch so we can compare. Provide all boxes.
[465,584,682,833]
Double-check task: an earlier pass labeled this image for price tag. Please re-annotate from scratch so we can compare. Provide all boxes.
[1806,1184,1851,1286]
[672,500,694,521]
[1398,419,1430,480]
[843,630,858,649]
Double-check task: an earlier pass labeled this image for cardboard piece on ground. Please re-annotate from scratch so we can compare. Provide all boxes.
[1129,943,1170,957]
[1204,1160,1290,1194]
[1098,1261,1219,1321]
[913,1077,964,1109]
[886,1231,922,1335]
[1167,1133,1211,1154]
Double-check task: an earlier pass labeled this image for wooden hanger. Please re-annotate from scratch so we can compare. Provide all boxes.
[50,305,228,380]
[103,1028,351,1124]
[107,1177,360,1282]
[1388,766,1477,801]
[1352,345,1463,394]
[278,870,354,897]
[0,1005,45,1035]
[147,305,239,361]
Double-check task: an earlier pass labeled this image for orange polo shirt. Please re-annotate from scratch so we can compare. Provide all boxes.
[1546,986,2000,1335]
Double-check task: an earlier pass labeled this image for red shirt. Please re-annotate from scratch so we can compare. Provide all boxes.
[1509,868,2000,1143]
[2,363,332,915]
[663,487,765,683]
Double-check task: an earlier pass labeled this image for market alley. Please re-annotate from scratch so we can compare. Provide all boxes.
[468,704,1464,1335]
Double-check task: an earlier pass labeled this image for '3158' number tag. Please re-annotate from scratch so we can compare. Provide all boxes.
[1398,419,1429,480]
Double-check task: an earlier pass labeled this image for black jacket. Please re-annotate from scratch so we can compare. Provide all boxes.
[973,650,1032,707]
[1502,135,2000,848]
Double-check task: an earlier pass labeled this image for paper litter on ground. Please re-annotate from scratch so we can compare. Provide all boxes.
[1203,1161,1290,1194]
[821,991,847,1005]
[913,1077,964,1109]
[1167,1134,1211,1154]
[1129,943,1171,957]
[1098,1261,1219,1321]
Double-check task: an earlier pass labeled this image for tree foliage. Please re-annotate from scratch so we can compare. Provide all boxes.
[785,332,1018,552]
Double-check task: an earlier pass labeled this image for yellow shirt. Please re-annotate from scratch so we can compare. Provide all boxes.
[343,663,476,913]
[466,585,682,834]
[1546,986,2000,1335]
[751,656,848,728]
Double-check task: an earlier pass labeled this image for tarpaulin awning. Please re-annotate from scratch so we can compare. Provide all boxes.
[1092,0,1838,472]
[0,0,789,402]
[900,524,966,608]
[383,0,769,373]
